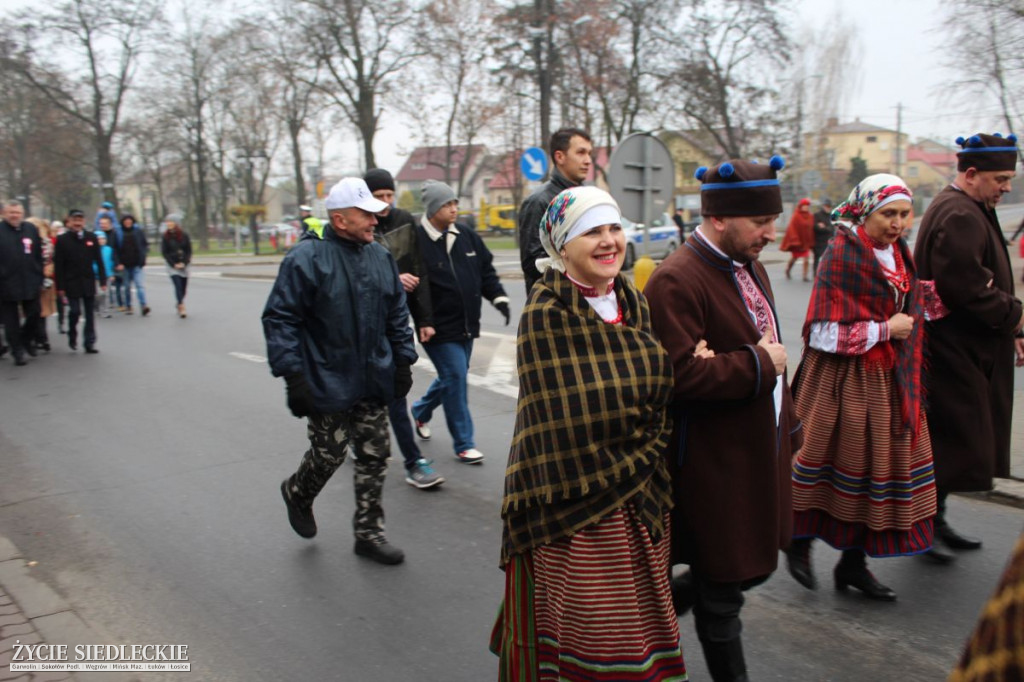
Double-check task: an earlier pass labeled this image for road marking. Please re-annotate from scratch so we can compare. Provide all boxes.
[230,352,267,363]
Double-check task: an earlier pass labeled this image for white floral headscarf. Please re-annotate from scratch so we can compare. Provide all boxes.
[536,186,621,273]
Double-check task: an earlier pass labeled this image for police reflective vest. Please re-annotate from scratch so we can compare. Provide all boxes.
[301,215,324,239]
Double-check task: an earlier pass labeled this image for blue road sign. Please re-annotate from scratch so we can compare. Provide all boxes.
[520,147,549,181]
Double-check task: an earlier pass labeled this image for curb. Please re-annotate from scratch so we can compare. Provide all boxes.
[0,537,130,682]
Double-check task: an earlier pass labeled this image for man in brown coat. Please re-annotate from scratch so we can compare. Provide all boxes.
[646,156,802,682]
[913,133,1023,562]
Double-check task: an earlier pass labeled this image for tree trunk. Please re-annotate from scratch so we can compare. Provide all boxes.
[290,120,307,207]
[357,88,377,169]
[95,132,119,212]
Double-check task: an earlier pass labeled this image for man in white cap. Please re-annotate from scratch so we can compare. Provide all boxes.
[298,204,322,239]
[263,177,418,565]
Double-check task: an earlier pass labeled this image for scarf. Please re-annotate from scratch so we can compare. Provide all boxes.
[500,268,674,564]
[780,208,815,252]
[536,186,621,274]
[832,173,913,226]
[802,225,926,438]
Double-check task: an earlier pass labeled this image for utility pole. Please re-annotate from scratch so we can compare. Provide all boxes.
[895,102,903,176]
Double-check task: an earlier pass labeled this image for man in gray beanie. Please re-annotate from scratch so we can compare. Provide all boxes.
[412,181,510,465]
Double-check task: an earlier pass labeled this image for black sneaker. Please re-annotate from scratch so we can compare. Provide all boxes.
[280,480,316,538]
[142,306,151,317]
[14,355,27,366]
[354,539,405,565]
[85,347,99,354]
[23,343,37,358]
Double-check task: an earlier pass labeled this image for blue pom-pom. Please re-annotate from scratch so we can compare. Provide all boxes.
[955,136,966,147]
[695,166,707,181]
[1009,134,1018,144]
[769,155,785,171]
[994,132,1003,138]
[968,135,983,147]
[718,163,734,178]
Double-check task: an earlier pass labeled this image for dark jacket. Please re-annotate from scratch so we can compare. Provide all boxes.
[161,229,192,268]
[262,226,418,414]
[812,209,834,251]
[518,168,577,292]
[913,185,1021,491]
[54,230,106,299]
[114,218,148,268]
[417,218,507,345]
[374,207,434,330]
[0,220,43,302]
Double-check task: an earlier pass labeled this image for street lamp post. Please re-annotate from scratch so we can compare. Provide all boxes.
[238,150,269,255]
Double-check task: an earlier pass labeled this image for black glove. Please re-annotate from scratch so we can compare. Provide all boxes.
[284,373,316,418]
[495,301,511,326]
[394,364,413,399]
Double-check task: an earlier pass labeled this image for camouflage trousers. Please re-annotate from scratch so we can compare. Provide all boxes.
[284,400,390,542]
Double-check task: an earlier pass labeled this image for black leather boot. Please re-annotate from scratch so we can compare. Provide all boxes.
[834,550,896,601]
[937,520,982,550]
[784,537,817,590]
[701,637,749,682]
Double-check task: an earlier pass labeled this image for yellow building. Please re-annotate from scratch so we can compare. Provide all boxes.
[805,118,908,176]
[659,130,723,195]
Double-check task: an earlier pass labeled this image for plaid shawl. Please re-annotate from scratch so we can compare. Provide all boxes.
[500,268,675,565]
[802,226,926,437]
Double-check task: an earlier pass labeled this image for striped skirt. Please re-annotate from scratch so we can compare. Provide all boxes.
[791,349,936,557]
[490,505,686,681]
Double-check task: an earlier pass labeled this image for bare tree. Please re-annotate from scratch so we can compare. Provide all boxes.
[940,0,1024,161]
[298,0,420,169]
[2,0,161,211]
[664,0,790,159]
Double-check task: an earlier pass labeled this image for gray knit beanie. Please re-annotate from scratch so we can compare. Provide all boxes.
[421,180,457,219]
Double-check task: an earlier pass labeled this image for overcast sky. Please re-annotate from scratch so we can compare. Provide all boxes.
[0,0,1003,175]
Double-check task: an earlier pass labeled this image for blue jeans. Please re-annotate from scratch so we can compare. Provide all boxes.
[412,340,474,454]
[388,396,421,470]
[122,266,147,308]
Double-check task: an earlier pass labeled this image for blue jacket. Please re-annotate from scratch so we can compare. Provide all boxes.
[416,220,507,345]
[94,244,117,279]
[262,227,418,413]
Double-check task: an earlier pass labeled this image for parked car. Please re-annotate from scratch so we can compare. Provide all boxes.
[621,213,681,270]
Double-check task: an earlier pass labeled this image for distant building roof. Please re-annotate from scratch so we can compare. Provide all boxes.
[823,118,899,136]
[395,144,487,183]
[907,147,956,168]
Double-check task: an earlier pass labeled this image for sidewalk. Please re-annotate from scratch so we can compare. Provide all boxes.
[0,538,123,682]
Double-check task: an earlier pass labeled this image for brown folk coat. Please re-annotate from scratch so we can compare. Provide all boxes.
[645,234,803,583]
[913,186,1021,492]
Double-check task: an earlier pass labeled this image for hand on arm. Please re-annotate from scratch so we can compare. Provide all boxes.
[887,313,915,340]
[757,325,788,376]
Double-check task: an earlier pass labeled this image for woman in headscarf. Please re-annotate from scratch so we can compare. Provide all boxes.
[161,214,191,318]
[490,186,687,681]
[781,197,815,281]
[784,174,947,601]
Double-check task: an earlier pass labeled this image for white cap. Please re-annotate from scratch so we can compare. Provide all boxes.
[324,178,389,213]
[299,204,312,212]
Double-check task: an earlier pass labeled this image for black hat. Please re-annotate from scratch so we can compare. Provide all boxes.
[363,168,396,193]
[68,209,84,218]
[696,156,785,217]
[956,133,1018,172]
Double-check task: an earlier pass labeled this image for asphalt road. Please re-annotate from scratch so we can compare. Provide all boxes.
[1,250,1023,681]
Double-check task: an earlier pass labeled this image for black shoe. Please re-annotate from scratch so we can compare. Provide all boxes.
[834,563,897,601]
[85,347,99,354]
[785,538,817,590]
[937,522,982,550]
[23,343,37,357]
[13,355,27,366]
[38,342,50,352]
[700,637,749,682]
[354,539,405,565]
[921,536,956,564]
[280,480,316,538]
[142,306,151,317]
[0,345,7,358]
[68,339,77,351]
[670,570,695,616]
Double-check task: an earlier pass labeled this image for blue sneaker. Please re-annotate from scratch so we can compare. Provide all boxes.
[405,459,445,489]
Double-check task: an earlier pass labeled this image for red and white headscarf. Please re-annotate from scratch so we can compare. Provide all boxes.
[831,173,912,227]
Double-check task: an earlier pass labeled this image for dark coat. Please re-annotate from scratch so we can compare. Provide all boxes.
[113,223,148,267]
[262,227,418,414]
[645,233,803,583]
[374,207,434,330]
[161,230,192,268]
[518,168,576,292]
[416,220,507,345]
[913,185,1021,491]
[54,230,106,299]
[812,209,834,252]
[0,220,43,302]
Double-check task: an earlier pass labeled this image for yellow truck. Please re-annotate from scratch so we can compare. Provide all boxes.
[478,200,517,234]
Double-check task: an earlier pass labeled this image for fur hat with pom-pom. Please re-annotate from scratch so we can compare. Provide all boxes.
[694,156,785,217]
[955,133,1018,172]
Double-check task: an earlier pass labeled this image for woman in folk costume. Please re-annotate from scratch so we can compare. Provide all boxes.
[784,174,947,601]
[781,197,815,281]
[491,186,687,681]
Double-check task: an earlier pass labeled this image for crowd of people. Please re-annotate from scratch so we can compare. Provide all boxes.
[258,126,1022,681]
[0,202,193,364]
